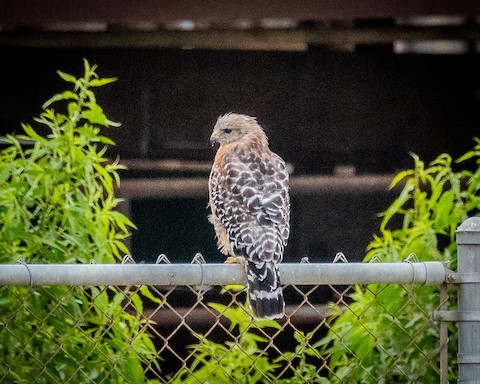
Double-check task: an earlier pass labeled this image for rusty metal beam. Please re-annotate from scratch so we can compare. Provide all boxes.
[116,174,395,199]
[2,25,480,51]
[143,305,330,328]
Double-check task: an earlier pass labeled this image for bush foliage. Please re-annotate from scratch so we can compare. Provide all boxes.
[0,60,159,383]
[320,147,480,382]
[172,303,282,383]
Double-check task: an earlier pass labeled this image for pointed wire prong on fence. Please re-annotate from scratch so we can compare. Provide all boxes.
[122,255,136,264]
[300,257,310,263]
[155,254,171,264]
[404,253,419,263]
[16,259,33,287]
[90,259,97,264]
[369,255,384,263]
[333,252,348,263]
[191,253,211,293]
[191,253,206,265]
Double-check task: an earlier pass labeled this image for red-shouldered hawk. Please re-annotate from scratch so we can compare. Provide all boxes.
[208,113,290,319]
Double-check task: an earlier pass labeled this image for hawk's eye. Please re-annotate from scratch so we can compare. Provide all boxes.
[223,128,232,134]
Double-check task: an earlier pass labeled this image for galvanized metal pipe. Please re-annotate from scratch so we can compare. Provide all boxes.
[456,217,480,383]
[0,261,447,286]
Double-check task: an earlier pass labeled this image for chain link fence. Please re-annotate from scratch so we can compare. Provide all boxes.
[0,255,456,383]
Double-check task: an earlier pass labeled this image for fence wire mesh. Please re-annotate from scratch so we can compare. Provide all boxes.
[0,262,452,383]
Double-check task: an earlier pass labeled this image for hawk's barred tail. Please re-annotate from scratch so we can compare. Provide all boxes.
[246,261,285,319]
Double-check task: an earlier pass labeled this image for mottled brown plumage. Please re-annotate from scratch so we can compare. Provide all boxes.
[208,113,290,319]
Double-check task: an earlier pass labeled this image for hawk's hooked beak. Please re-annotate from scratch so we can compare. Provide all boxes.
[210,131,220,146]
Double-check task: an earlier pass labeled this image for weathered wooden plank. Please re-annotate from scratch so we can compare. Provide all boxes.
[1,0,479,27]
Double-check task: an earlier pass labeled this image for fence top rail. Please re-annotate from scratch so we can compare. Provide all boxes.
[0,261,448,286]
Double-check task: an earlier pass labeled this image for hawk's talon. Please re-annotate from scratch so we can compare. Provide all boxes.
[224,256,247,267]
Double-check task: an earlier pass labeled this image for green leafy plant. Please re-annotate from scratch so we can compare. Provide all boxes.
[172,303,281,383]
[173,301,334,383]
[276,331,329,384]
[0,60,160,383]
[319,145,480,382]
[0,59,130,264]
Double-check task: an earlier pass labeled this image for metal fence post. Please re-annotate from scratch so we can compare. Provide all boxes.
[456,217,480,383]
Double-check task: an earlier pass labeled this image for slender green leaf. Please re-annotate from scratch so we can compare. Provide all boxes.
[82,104,108,126]
[457,150,476,163]
[56,70,77,83]
[90,77,118,87]
[42,93,65,109]
[390,169,414,189]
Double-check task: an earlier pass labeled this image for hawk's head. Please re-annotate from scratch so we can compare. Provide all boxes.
[210,113,267,146]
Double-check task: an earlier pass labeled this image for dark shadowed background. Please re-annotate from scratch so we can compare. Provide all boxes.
[2,2,480,264]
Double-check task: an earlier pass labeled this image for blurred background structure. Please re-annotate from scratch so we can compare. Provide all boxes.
[1,1,480,263]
